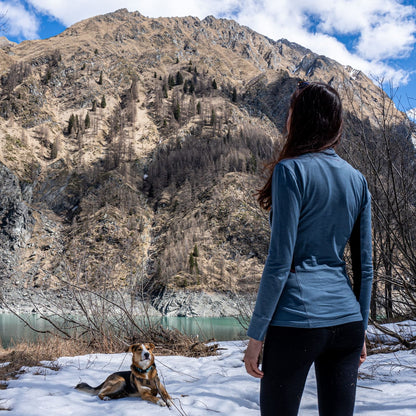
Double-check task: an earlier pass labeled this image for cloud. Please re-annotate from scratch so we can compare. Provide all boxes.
[303,0,416,60]
[12,0,416,86]
[25,0,234,25]
[408,108,416,122]
[357,21,416,61]
[229,0,415,85]
[0,1,39,40]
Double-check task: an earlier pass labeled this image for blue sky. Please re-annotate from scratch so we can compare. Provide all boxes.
[1,0,415,118]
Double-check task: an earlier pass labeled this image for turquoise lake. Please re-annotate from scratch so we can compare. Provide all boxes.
[0,313,247,348]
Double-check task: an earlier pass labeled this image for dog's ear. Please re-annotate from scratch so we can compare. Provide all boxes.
[128,344,138,353]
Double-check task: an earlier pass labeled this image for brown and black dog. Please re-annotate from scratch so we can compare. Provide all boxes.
[75,343,173,407]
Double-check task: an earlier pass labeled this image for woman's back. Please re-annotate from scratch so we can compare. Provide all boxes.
[267,148,372,329]
[279,148,368,269]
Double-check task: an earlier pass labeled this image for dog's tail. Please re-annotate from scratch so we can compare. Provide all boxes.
[75,382,104,395]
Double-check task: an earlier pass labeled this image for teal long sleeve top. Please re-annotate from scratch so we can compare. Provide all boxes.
[247,149,373,341]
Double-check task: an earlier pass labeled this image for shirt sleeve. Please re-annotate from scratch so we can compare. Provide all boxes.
[350,184,373,330]
[247,163,302,341]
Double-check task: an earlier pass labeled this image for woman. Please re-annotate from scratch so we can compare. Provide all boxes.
[244,81,372,416]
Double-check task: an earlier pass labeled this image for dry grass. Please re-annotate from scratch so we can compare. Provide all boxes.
[0,326,219,386]
[0,336,94,384]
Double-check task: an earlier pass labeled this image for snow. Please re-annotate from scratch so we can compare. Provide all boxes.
[1,336,416,415]
[344,65,361,80]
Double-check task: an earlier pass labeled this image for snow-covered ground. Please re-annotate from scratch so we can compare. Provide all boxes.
[1,326,416,415]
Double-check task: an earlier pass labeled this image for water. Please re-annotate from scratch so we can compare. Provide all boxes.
[0,313,247,348]
[0,314,53,348]
[160,316,246,341]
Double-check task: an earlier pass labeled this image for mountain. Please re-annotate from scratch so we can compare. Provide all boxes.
[0,9,408,306]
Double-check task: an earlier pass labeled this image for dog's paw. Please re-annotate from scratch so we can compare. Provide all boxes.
[157,399,167,407]
[166,399,174,408]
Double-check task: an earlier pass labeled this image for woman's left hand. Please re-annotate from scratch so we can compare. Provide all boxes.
[244,338,264,378]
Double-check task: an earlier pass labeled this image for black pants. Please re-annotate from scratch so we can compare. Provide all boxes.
[260,321,364,416]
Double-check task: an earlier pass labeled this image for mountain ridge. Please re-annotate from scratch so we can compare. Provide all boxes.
[0,9,408,309]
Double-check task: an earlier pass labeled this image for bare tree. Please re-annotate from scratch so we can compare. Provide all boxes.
[0,9,9,34]
[340,77,416,332]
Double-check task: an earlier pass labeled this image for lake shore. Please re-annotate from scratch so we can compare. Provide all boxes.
[0,284,255,318]
[0,285,254,348]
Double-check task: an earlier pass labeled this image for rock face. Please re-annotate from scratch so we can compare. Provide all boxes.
[0,163,34,279]
[151,290,254,317]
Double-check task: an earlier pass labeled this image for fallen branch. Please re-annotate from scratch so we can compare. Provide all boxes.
[369,319,415,349]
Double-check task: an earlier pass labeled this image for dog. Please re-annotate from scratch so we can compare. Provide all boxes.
[75,343,173,407]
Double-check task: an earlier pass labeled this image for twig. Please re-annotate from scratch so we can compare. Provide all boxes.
[155,358,200,381]
[357,384,383,392]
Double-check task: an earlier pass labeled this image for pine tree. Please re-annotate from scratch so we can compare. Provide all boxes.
[210,109,216,126]
[168,75,175,89]
[212,79,217,89]
[196,101,201,115]
[189,253,195,273]
[98,71,103,85]
[189,82,195,94]
[173,100,180,121]
[101,95,107,108]
[162,84,168,98]
[68,114,75,135]
[85,112,90,129]
[92,100,97,112]
[232,87,237,102]
[175,71,183,85]
[189,248,200,275]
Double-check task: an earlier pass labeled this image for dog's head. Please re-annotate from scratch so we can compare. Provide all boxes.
[128,343,155,369]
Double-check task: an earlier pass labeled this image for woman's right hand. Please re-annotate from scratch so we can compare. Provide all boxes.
[359,340,367,366]
[244,338,264,378]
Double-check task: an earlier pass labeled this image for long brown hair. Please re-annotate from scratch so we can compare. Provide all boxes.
[257,82,343,210]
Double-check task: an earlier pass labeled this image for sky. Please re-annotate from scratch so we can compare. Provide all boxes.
[0,0,415,118]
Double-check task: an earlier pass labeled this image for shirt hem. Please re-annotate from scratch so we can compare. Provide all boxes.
[269,315,363,329]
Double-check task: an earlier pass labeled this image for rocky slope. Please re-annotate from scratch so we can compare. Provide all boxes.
[0,163,34,280]
[0,9,410,315]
